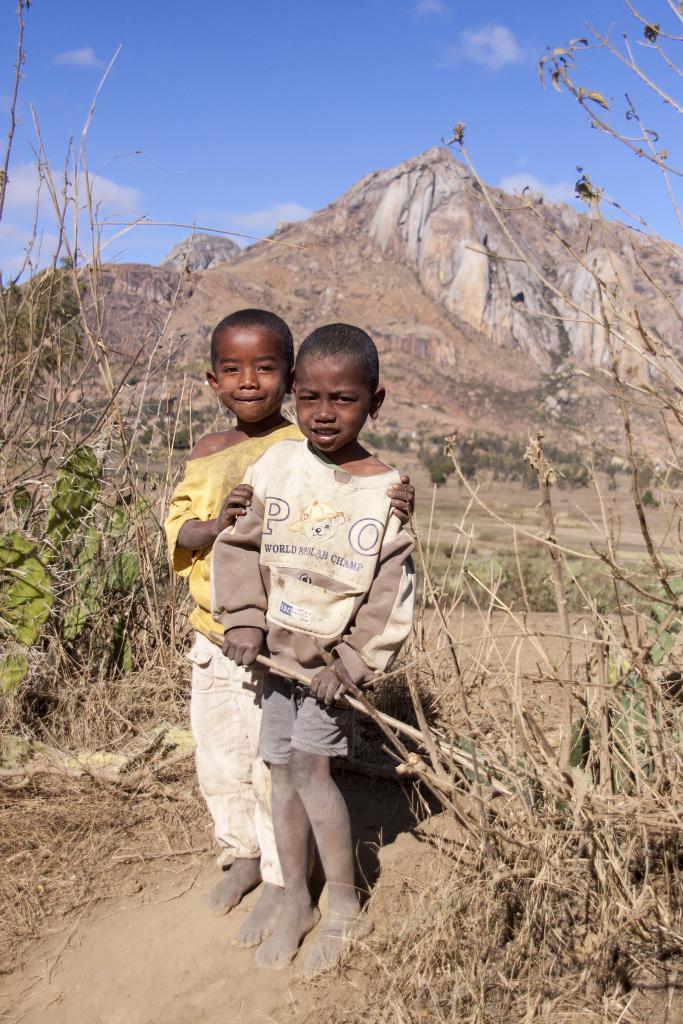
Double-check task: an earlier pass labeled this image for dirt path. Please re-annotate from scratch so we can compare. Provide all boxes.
[1,774,421,1024]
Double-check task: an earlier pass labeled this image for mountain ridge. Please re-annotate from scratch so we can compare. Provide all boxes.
[97,146,678,444]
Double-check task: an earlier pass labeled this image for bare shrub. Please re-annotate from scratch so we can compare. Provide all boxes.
[0,10,203,964]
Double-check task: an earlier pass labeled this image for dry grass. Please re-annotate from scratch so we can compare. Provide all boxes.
[304,590,683,1023]
[0,744,208,972]
[318,816,682,1023]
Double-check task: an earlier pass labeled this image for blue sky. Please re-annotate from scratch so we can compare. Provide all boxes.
[1,0,682,274]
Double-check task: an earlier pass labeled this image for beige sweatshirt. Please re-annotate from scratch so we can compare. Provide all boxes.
[211,439,415,685]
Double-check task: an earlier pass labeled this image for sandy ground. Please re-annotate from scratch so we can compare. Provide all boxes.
[0,773,422,1024]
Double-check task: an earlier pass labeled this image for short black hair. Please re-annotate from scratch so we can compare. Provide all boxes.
[210,308,294,373]
[296,323,380,393]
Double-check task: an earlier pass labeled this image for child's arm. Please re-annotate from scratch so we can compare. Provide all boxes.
[210,486,267,665]
[176,484,253,551]
[309,520,416,704]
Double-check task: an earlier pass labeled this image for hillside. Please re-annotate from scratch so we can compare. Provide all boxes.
[98,146,680,443]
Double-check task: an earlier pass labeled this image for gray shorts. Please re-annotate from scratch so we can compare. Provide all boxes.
[259,676,353,763]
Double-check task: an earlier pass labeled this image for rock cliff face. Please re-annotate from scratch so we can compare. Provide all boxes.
[98,146,681,441]
[160,233,240,272]
[247,146,681,373]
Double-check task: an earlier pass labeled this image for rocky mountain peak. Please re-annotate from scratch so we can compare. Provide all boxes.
[261,145,677,373]
[160,233,241,272]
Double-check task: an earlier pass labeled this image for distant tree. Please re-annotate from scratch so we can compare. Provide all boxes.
[425,453,455,486]
[172,428,191,450]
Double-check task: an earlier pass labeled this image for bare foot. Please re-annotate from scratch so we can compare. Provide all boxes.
[232,883,285,948]
[254,895,320,970]
[302,910,374,978]
[205,857,261,916]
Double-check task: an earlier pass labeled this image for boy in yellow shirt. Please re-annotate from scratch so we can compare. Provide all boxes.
[165,308,413,948]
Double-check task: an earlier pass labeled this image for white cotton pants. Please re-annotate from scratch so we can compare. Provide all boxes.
[187,631,282,887]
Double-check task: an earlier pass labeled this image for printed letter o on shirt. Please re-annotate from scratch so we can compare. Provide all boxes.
[348,517,384,556]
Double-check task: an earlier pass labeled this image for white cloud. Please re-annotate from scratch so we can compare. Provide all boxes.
[3,162,141,217]
[0,162,142,277]
[226,202,312,235]
[87,174,142,215]
[416,0,446,14]
[498,172,574,204]
[442,23,524,70]
[3,162,41,212]
[54,46,102,69]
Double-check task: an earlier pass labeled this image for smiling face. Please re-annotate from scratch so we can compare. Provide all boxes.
[207,325,292,430]
[294,354,385,463]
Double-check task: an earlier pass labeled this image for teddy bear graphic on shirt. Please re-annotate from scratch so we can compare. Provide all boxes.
[288,499,348,542]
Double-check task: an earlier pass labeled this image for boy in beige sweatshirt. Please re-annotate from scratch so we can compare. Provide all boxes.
[212,324,415,976]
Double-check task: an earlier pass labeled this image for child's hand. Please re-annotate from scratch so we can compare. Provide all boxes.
[222,626,264,666]
[309,659,353,705]
[388,475,415,525]
[216,484,254,533]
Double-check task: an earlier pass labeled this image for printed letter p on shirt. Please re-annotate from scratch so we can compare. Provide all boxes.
[264,497,291,536]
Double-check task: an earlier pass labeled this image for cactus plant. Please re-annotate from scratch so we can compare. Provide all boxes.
[109,550,139,593]
[609,670,651,791]
[647,577,683,668]
[0,448,98,659]
[0,444,152,689]
[11,487,32,517]
[568,580,683,792]
[0,652,29,692]
[111,614,132,673]
[61,603,90,642]
[106,502,130,539]
[45,446,100,550]
[0,531,53,645]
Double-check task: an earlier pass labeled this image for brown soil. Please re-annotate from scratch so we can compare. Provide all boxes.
[0,772,422,1024]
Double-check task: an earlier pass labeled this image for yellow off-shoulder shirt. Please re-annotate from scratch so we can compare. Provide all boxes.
[164,421,302,640]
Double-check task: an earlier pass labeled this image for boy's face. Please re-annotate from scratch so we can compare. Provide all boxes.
[207,325,292,426]
[294,355,384,458]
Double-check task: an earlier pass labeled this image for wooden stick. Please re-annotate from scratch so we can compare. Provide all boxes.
[0,747,194,789]
[208,637,510,797]
[253,652,501,781]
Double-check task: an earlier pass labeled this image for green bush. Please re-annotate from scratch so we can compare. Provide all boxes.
[363,428,410,452]
[0,448,151,692]
[172,427,191,450]
[425,453,455,487]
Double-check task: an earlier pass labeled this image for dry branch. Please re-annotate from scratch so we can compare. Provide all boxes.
[0,1,26,226]
[0,744,194,792]
[208,641,513,798]
[524,433,574,767]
